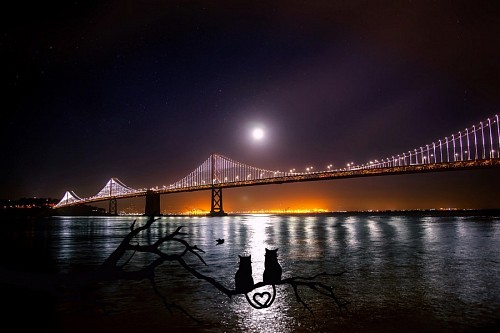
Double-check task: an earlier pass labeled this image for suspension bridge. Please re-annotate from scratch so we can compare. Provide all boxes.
[54,114,500,216]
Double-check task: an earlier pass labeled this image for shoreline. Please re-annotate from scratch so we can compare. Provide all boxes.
[2,208,500,220]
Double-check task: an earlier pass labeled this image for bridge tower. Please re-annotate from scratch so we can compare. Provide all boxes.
[109,198,118,216]
[209,154,228,217]
[145,190,161,216]
[210,187,227,216]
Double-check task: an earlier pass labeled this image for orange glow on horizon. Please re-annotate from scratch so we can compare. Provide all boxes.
[175,207,329,215]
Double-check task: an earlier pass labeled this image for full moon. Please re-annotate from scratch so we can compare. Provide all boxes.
[252,128,264,140]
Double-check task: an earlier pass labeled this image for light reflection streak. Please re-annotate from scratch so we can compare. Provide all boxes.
[247,214,270,281]
[387,216,407,243]
[344,216,359,249]
[366,218,383,269]
[366,218,381,242]
[229,215,296,333]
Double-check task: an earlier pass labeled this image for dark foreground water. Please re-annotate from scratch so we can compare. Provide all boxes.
[2,214,500,332]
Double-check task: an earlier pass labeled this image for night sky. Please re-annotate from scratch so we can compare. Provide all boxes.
[2,1,500,212]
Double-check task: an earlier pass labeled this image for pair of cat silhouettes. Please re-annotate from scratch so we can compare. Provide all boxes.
[235,248,282,293]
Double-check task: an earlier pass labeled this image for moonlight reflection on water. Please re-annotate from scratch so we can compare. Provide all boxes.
[3,214,500,332]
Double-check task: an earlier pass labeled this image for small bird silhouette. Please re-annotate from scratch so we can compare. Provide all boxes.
[216,238,224,245]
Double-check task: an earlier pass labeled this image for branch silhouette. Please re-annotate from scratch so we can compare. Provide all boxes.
[0,215,349,322]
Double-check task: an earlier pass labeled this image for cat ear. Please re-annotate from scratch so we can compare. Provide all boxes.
[239,255,242,259]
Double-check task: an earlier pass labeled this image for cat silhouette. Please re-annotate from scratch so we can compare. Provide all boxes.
[263,248,282,284]
[235,255,254,293]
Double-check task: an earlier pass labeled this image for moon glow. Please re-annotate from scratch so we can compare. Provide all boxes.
[252,128,264,140]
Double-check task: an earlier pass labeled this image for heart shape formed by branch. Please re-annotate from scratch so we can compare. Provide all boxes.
[245,284,277,309]
[253,292,272,307]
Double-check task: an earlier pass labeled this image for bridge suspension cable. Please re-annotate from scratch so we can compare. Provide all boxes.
[92,177,140,198]
[164,154,289,190]
[54,177,141,208]
[56,191,83,206]
[350,114,500,170]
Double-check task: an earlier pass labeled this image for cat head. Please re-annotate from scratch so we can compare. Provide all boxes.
[265,248,278,257]
[238,255,252,263]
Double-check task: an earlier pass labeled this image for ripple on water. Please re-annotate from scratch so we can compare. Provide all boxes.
[10,214,500,332]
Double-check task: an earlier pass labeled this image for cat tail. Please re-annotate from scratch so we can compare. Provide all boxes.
[244,285,276,309]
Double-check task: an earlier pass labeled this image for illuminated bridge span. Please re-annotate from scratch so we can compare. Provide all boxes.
[55,114,500,215]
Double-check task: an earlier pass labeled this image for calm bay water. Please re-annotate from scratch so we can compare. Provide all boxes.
[3,214,500,332]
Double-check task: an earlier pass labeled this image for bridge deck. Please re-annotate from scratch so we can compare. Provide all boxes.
[56,158,500,207]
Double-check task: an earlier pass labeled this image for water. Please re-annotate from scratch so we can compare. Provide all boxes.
[2,214,500,332]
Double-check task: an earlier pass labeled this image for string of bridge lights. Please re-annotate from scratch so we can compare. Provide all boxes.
[55,114,500,208]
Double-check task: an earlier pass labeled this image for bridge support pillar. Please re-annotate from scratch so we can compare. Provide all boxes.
[145,190,161,216]
[209,186,227,216]
[109,198,118,216]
